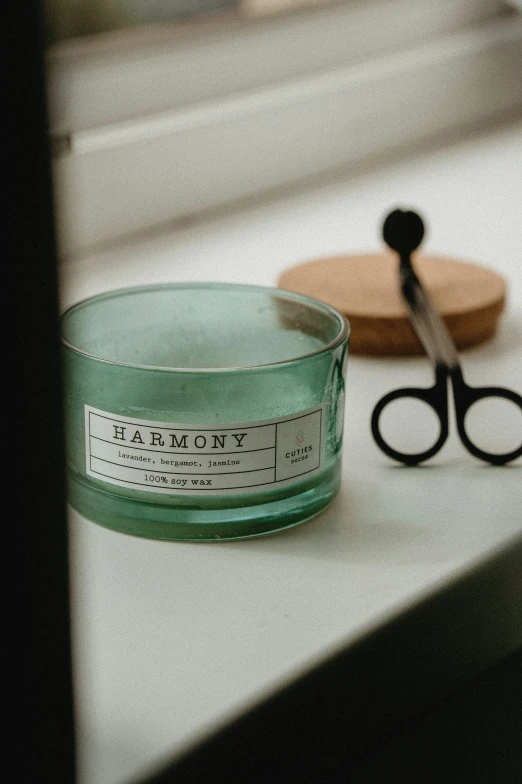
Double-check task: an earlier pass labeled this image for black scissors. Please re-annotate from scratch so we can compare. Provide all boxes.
[371,209,522,466]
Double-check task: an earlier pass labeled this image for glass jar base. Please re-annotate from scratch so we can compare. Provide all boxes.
[68,466,340,541]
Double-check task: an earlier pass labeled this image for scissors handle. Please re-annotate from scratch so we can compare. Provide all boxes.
[371,365,449,466]
[451,367,522,466]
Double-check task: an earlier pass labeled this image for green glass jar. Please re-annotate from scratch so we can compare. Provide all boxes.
[61,283,349,540]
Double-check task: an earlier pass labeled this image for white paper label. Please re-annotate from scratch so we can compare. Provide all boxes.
[85,405,324,495]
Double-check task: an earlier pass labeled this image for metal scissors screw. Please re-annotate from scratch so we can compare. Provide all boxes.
[371,209,522,466]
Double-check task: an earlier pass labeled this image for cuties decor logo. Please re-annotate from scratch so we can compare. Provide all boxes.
[295,430,304,447]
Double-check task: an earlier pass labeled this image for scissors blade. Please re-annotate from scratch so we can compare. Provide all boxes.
[400,260,460,369]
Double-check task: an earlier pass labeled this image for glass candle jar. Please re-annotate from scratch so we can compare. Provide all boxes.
[61,283,349,540]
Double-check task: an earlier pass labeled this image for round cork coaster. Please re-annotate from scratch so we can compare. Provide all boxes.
[278,254,506,355]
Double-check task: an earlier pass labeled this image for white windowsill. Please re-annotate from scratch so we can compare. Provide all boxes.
[65,118,522,784]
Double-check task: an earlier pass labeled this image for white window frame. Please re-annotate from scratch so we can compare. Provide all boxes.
[47,0,522,257]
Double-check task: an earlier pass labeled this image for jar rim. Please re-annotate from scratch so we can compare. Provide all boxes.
[60,282,349,373]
